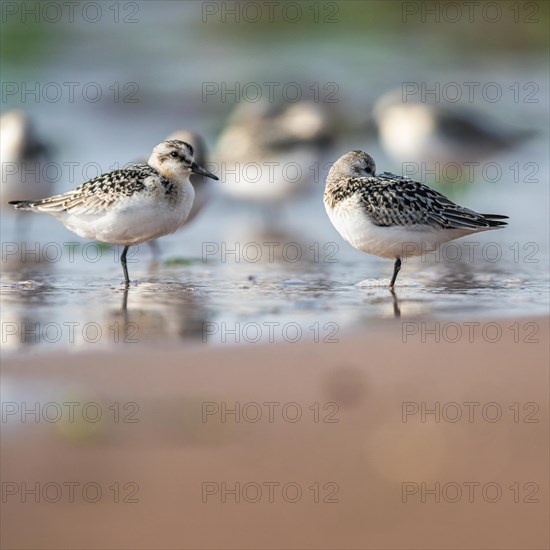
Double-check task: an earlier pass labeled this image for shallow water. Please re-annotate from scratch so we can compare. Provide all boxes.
[2,158,548,355]
[1,4,548,355]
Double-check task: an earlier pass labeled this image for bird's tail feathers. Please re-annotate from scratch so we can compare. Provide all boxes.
[9,200,34,211]
[481,214,508,228]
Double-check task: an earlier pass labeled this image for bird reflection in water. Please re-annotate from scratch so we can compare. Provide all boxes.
[114,281,210,345]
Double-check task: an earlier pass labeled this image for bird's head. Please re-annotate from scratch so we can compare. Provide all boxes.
[329,150,377,180]
[148,140,218,183]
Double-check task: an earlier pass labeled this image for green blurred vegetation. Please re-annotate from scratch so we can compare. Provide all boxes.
[204,0,549,52]
[0,16,62,64]
[1,0,548,70]
[163,257,203,266]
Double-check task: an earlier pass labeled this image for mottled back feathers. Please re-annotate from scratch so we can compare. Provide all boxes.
[10,164,174,215]
[324,172,508,231]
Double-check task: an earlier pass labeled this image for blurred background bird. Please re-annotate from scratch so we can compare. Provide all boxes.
[371,88,535,168]
[216,99,334,208]
[1,109,53,209]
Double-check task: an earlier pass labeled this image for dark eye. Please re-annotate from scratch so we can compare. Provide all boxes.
[365,167,372,174]
[170,151,179,158]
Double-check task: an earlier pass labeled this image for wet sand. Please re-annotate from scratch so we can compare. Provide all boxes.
[1,317,548,549]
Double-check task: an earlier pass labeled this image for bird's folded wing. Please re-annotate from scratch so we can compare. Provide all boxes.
[360,176,500,230]
[30,167,150,216]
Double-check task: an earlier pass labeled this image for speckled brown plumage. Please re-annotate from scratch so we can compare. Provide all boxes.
[324,172,508,230]
[10,164,177,214]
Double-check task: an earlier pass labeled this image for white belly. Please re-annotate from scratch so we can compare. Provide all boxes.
[326,199,470,259]
[61,184,194,246]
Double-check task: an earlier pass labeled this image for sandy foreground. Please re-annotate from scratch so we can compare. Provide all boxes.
[1,317,548,550]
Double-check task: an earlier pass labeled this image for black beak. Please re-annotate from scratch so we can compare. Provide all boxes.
[191,162,218,180]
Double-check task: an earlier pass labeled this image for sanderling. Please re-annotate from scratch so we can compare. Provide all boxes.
[372,89,533,165]
[324,151,508,287]
[216,99,333,203]
[1,109,52,207]
[9,140,219,286]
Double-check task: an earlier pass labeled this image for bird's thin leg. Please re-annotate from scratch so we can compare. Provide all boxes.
[121,245,130,286]
[389,257,401,288]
